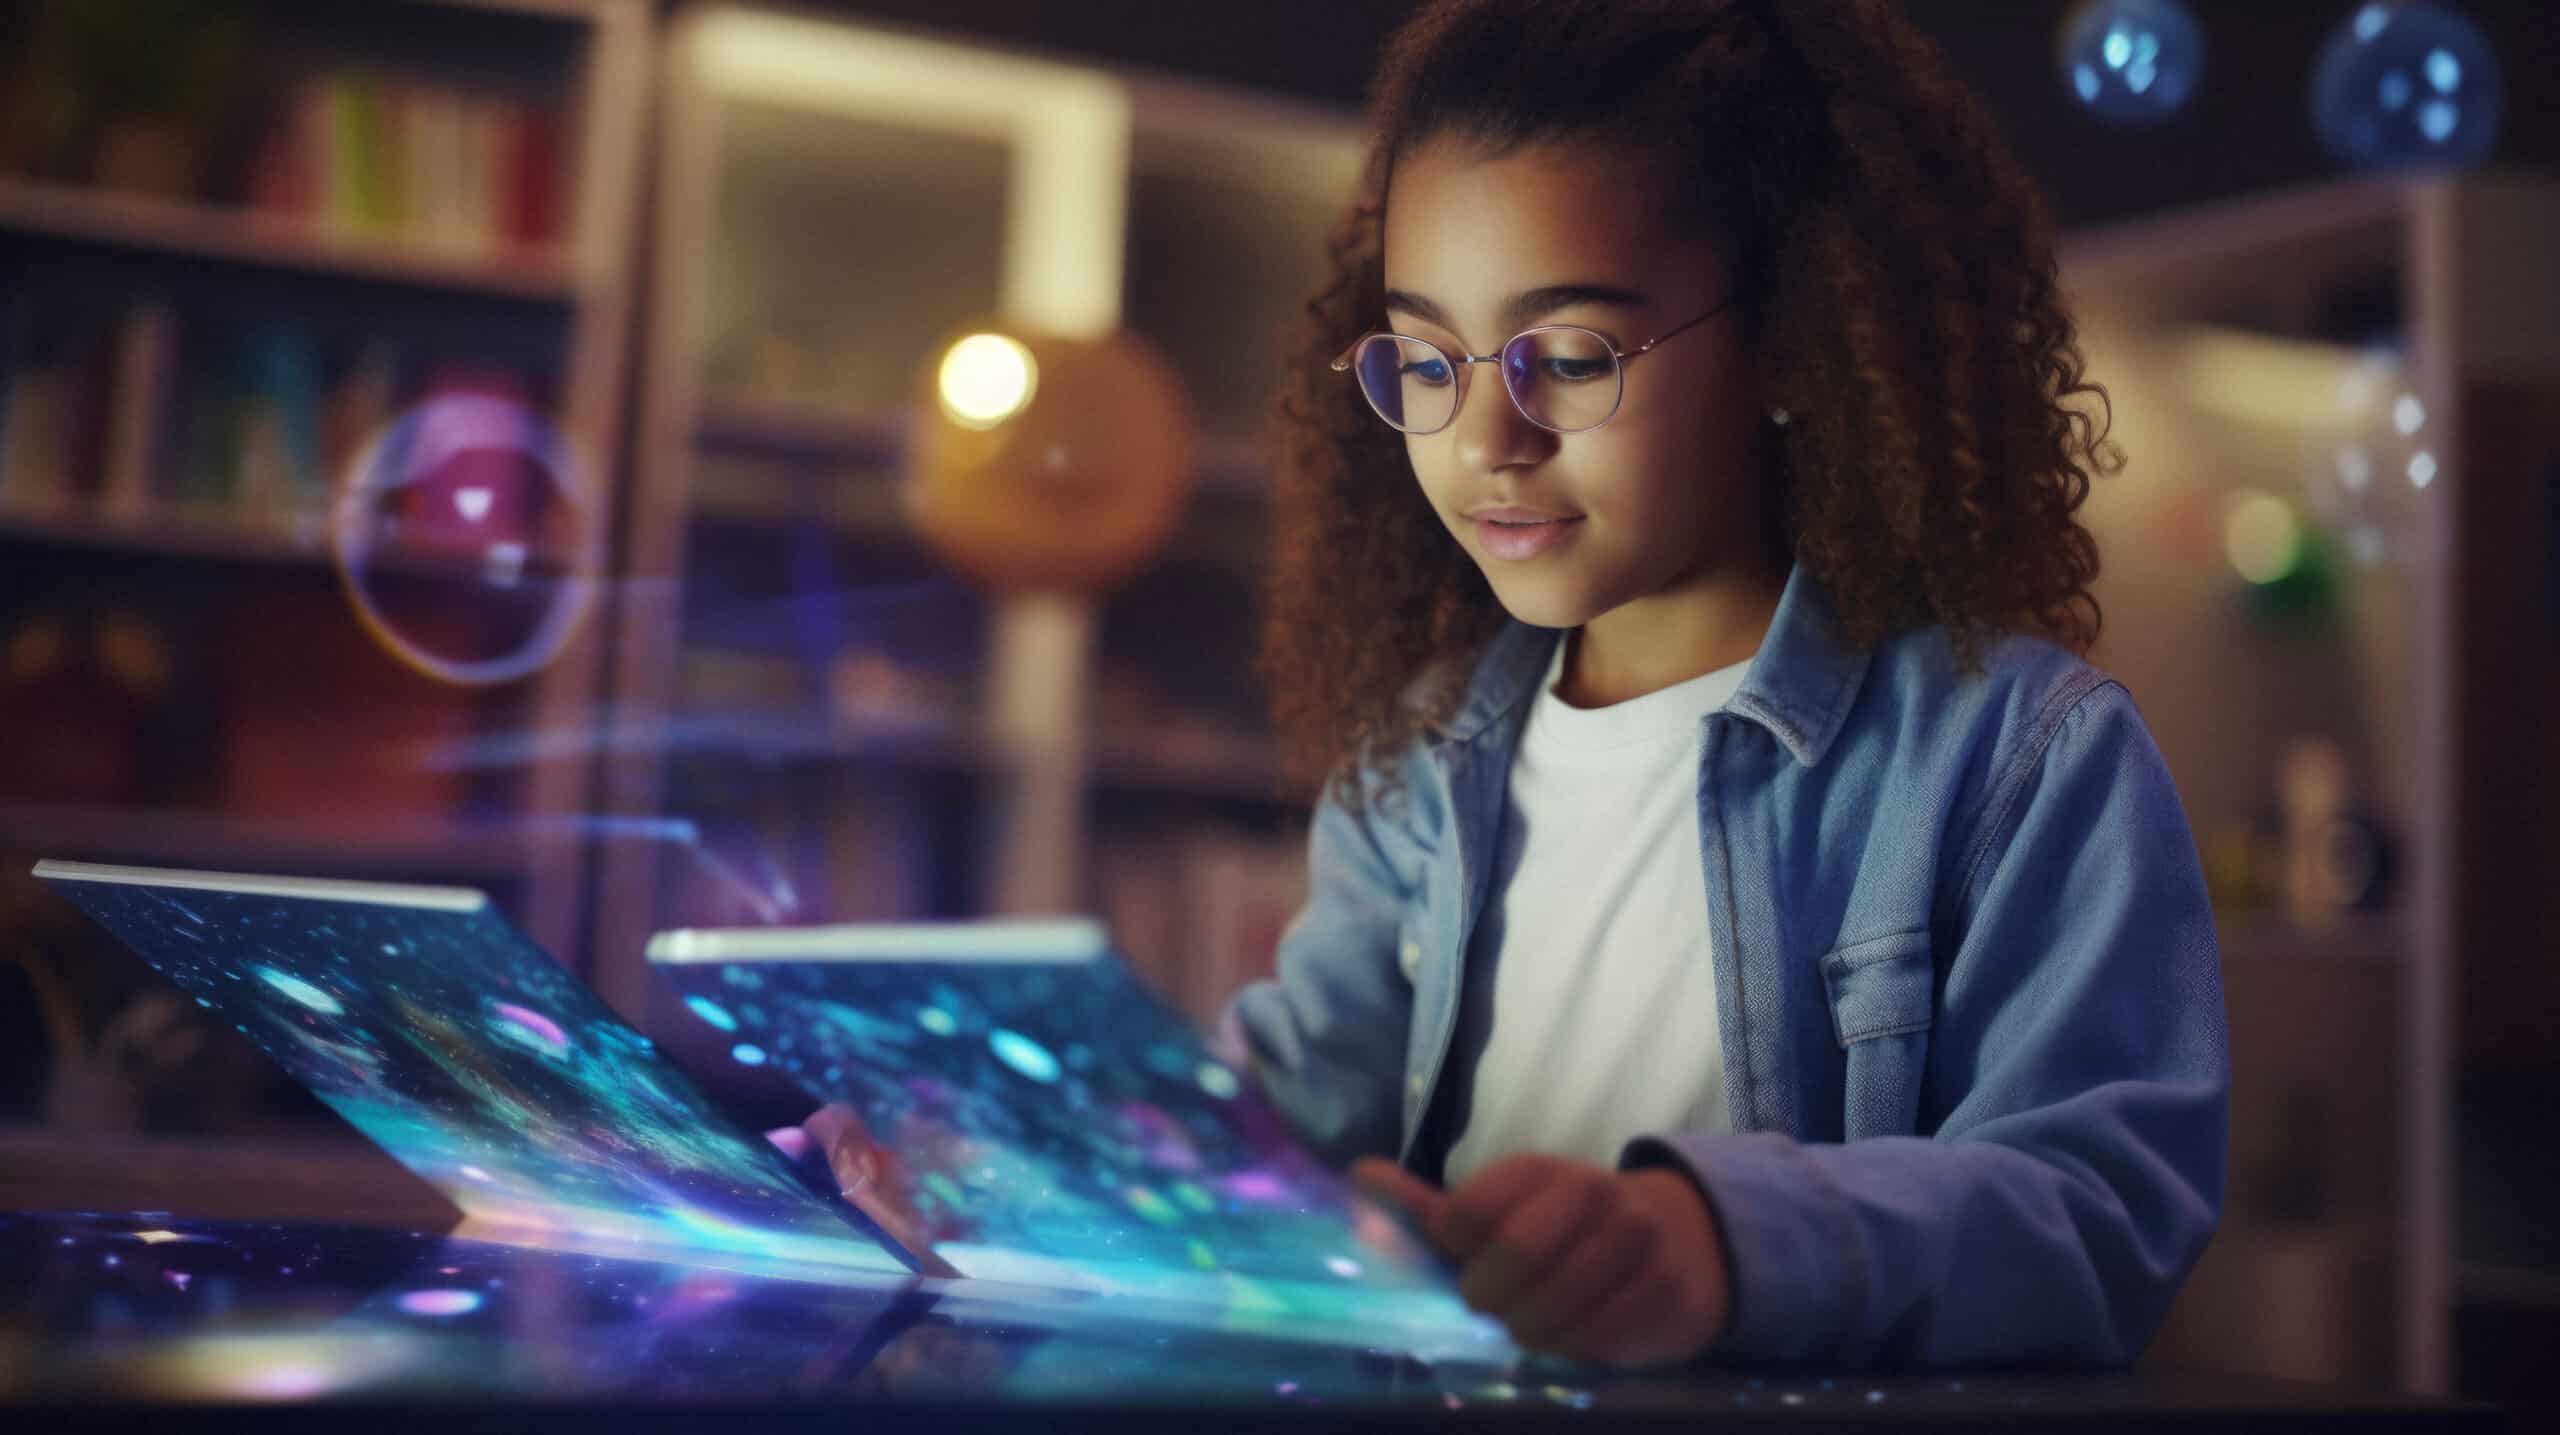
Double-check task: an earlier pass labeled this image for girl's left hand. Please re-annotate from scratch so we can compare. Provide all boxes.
[1351,1152,1731,1367]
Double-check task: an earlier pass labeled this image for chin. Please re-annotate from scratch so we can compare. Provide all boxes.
[1481,574,1598,631]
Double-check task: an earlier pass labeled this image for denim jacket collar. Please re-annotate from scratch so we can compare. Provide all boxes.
[1434,563,1872,768]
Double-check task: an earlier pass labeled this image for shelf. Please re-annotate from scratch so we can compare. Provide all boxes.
[663,708,1293,805]
[692,397,1272,496]
[0,179,579,303]
[685,401,1274,583]
[694,396,905,464]
[0,800,544,877]
[0,500,334,567]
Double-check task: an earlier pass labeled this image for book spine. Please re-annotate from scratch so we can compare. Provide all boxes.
[100,302,179,520]
[0,293,34,512]
[460,94,502,256]
[505,103,564,251]
[249,81,321,221]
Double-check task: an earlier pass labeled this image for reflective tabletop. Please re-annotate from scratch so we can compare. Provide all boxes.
[0,1210,2498,1432]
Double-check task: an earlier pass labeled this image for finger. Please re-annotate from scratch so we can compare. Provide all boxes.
[803,1102,876,1155]
[1439,1154,1569,1258]
[1559,1266,1699,1368]
[1457,1172,1613,1318]
[805,1103,887,1193]
[839,1183,965,1280]
[1506,1203,1659,1353]
[799,1107,961,1280]
[1350,1158,1449,1231]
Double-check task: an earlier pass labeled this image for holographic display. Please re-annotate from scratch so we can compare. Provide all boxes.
[4,1212,1553,1408]
[646,921,1510,1356]
[33,862,910,1279]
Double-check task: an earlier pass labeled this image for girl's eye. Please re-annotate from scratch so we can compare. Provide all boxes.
[1402,358,1454,385]
[1540,357,1612,383]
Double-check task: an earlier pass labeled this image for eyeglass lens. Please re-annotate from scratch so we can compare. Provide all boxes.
[1350,330,1622,434]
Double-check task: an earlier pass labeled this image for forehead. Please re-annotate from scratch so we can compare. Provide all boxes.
[1381,138,1717,312]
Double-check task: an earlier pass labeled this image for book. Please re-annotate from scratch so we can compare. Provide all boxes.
[98,303,180,520]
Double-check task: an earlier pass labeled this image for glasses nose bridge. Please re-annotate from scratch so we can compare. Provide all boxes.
[1445,346,1548,449]
[1449,343,1537,433]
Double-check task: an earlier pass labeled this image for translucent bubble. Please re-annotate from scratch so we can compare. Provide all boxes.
[332,393,601,686]
[2311,2,2502,171]
[2057,0,2205,126]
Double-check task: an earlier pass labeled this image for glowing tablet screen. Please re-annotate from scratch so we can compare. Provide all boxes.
[38,862,904,1278]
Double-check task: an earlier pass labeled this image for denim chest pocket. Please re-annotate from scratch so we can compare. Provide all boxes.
[1818,930,1936,1138]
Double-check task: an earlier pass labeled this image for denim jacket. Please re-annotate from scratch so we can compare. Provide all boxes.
[1226,564,2228,1367]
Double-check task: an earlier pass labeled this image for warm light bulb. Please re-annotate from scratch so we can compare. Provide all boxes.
[937,333,1039,430]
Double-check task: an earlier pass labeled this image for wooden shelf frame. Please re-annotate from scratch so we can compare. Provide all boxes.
[0,179,581,301]
[586,5,1361,1016]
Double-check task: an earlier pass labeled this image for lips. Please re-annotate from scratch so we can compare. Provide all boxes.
[1465,505,1584,561]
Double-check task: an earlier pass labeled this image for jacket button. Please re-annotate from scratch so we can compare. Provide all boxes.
[1398,939,1423,980]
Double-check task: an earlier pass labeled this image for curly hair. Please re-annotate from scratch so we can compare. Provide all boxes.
[1257,0,2118,808]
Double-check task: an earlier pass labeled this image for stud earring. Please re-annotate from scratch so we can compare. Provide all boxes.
[1769,407,1792,426]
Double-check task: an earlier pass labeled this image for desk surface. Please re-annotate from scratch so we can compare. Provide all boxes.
[0,1211,2499,1431]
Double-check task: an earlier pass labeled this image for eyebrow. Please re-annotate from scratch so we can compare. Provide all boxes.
[1382,283,1655,340]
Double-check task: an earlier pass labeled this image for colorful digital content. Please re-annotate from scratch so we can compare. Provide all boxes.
[660,942,1508,1356]
[39,874,906,1278]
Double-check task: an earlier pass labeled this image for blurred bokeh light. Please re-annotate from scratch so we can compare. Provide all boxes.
[2311,1,2505,171]
[2057,0,2206,127]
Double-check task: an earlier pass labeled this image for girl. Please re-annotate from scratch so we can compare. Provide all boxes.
[1229,0,2228,1370]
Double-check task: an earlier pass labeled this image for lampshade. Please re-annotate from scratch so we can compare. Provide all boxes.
[905,324,1194,594]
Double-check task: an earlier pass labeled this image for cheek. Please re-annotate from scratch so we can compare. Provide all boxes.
[1404,438,1459,512]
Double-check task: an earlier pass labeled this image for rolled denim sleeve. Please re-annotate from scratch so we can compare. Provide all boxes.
[1218,767,1425,1168]
[1625,682,2229,1366]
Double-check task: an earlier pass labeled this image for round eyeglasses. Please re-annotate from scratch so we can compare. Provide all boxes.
[1329,297,1735,436]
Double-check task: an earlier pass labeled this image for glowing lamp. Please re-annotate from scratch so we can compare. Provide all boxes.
[906,324,1193,595]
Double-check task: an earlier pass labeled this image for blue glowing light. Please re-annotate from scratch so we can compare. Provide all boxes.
[988,1028,1061,1083]
[2056,0,2203,126]
[255,966,344,1016]
[2312,0,2502,171]
[684,995,738,1032]
[730,1043,769,1067]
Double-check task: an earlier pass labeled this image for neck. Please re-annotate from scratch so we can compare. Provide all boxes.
[1558,553,1789,708]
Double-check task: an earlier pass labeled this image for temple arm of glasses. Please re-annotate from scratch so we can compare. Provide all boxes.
[1620,294,1737,363]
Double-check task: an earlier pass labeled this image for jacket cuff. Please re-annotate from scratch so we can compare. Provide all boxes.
[1621,1130,1863,1365]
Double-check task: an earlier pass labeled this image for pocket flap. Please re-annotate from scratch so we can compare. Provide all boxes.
[1818,931,1935,1046]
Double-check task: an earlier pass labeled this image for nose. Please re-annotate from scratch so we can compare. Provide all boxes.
[1448,359,1554,474]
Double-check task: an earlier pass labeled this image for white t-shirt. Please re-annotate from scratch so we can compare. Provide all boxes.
[1441,635,1750,1186]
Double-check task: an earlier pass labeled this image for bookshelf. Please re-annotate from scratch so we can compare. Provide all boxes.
[2054,172,2560,1396]
[586,5,1356,1023]
[0,0,651,1215]
[0,178,581,301]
